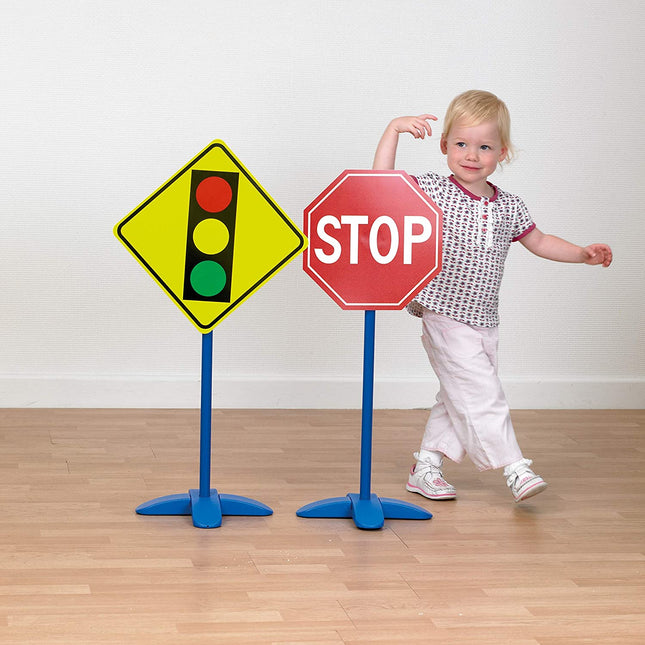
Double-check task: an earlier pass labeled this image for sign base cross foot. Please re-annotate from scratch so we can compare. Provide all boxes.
[296,492,431,531]
[136,490,272,529]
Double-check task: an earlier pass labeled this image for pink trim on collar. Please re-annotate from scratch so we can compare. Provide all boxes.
[449,175,499,201]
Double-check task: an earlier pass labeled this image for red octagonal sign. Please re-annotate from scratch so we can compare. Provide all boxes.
[303,169,443,310]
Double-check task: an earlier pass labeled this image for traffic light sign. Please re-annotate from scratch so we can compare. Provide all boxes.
[184,170,239,302]
[114,140,307,333]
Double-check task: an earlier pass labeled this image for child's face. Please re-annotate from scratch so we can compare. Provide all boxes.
[440,119,507,194]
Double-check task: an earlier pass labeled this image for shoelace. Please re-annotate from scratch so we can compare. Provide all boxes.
[506,458,534,488]
[416,463,444,479]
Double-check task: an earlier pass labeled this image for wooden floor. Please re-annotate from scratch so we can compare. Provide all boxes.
[0,408,643,644]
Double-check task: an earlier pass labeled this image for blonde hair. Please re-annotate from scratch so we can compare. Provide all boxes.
[443,90,514,163]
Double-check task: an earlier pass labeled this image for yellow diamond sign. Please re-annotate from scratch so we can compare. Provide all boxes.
[115,141,307,333]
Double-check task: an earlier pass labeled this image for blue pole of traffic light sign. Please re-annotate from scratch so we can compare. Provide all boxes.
[135,320,273,527]
[190,332,274,528]
[136,331,273,528]
[198,331,214,497]
[296,311,432,529]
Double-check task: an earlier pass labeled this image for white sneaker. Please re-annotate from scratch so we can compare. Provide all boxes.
[406,456,456,500]
[506,459,547,502]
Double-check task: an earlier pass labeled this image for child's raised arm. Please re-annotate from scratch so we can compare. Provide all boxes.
[372,114,438,170]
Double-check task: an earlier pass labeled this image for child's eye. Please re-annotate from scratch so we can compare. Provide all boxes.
[456,142,466,148]
[481,145,491,151]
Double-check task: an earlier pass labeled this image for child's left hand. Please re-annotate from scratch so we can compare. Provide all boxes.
[582,244,613,267]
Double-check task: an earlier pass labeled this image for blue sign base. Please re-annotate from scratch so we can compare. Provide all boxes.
[136,489,272,529]
[296,492,431,531]
[296,311,432,530]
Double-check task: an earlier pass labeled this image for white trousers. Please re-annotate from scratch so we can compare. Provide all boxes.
[419,310,524,471]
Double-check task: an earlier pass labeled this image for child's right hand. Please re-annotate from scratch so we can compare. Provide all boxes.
[373,114,438,169]
[390,114,438,139]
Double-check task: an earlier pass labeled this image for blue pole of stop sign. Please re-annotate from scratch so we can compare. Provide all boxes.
[297,310,432,530]
[135,331,273,528]
[359,310,376,500]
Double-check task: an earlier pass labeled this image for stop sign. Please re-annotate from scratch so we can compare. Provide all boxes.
[303,169,443,310]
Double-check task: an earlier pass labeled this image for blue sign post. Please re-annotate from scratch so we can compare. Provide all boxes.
[297,311,432,529]
[136,332,272,528]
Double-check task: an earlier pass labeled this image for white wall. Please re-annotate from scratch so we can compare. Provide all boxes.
[1,0,643,409]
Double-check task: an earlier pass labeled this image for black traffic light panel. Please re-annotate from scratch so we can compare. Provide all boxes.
[183,169,239,302]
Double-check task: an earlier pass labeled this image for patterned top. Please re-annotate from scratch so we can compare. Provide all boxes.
[408,172,535,327]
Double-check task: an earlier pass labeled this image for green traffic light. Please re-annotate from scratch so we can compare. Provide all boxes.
[189,260,227,297]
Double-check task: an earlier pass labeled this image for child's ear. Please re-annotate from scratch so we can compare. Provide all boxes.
[498,147,508,163]
[440,135,448,154]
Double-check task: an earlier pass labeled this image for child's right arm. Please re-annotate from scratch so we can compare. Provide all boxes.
[372,114,438,169]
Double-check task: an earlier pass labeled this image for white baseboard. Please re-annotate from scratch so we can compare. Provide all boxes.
[0,375,642,409]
